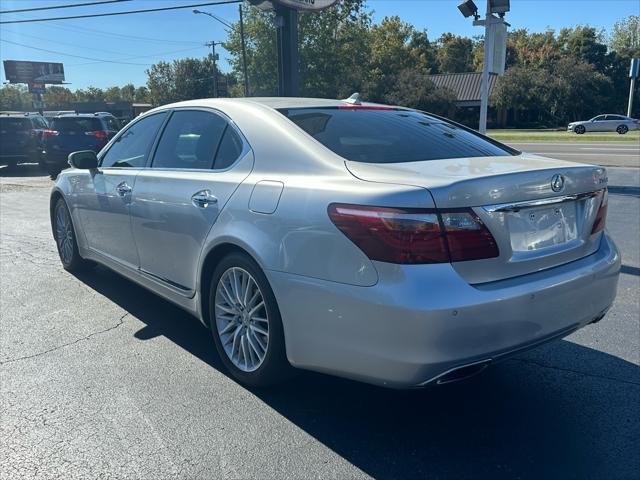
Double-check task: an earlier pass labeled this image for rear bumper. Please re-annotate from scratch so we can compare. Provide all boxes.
[268,232,620,388]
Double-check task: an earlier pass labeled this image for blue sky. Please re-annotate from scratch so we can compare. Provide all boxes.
[0,0,637,90]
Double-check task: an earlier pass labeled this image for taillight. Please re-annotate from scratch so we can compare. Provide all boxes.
[43,129,59,137]
[328,204,499,264]
[85,130,108,139]
[591,188,608,234]
[441,211,499,261]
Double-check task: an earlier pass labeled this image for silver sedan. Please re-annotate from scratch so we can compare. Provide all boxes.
[568,114,639,134]
[50,97,620,388]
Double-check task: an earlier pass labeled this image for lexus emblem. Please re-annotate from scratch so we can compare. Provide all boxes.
[551,174,565,193]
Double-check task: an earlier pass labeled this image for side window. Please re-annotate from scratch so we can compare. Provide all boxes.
[106,117,120,131]
[214,126,244,170]
[101,112,167,168]
[593,115,605,121]
[152,110,226,169]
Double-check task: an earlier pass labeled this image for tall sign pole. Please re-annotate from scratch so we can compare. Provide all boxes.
[628,58,639,117]
[275,5,299,97]
[249,0,338,97]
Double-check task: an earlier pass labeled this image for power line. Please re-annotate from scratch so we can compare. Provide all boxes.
[70,46,208,66]
[0,1,242,25]
[0,0,130,15]
[0,36,208,67]
[0,38,152,65]
[43,21,205,45]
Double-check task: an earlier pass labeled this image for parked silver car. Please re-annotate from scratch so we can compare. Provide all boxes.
[50,98,620,388]
[568,114,639,134]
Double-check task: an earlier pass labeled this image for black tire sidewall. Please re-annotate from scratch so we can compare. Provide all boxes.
[208,252,291,387]
[53,198,87,271]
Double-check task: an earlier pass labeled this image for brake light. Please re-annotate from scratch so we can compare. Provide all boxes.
[591,188,608,234]
[85,130,108,138]
[43,129,59,137]
[328,204,499,264]
[441,211,499,261]
[337,105,397,110]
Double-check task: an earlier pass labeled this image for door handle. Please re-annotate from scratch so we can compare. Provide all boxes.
[115,181,132,196]
[191,190,218,208]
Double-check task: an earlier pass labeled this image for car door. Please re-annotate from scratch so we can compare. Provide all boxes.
[76,112,168,269]
[590,115,607,132]
[130,108,252,295]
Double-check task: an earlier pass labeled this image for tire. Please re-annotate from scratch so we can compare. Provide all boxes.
[617,125,628,135]
[52,198,94,272]
[208,252,292,387]
[575,125,586,134]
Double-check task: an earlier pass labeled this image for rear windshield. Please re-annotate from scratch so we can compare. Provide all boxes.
[0,117,31,132]
[278,108,515,163]
[50,117,103,132]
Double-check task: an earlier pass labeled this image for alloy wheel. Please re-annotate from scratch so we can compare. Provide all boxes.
[214,267,269,372]
[55,203,74,265]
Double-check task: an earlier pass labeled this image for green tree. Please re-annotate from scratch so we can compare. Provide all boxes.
[0,85,32,111]
[436,33,474,73]
[609,15,640,56]
[384,69,456,115]
[43,86,75,109]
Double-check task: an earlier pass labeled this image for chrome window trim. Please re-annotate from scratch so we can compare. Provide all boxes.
[97,110,169,168]
[483,190,603,213]
[146,106,252,173]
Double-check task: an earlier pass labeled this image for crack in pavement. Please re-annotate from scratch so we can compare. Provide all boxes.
[509,357,640,386]
[0,313,129,366]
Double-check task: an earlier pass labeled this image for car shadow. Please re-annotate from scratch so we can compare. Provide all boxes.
[72,266,640,479]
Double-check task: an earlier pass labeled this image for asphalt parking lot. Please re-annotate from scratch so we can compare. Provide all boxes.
[1,145,639,479]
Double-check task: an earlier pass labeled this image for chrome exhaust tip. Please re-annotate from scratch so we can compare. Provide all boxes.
[434,359,492,385]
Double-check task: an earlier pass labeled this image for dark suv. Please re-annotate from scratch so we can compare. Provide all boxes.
[42,112,120,177]
[0,113,48,171]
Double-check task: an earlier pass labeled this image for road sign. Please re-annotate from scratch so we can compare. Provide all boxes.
[3,60,65,84]
[487,20,507,75]
[630,58,639,79]
[249,0,338,11]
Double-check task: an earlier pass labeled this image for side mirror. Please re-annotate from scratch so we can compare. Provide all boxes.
[68,150,98,169]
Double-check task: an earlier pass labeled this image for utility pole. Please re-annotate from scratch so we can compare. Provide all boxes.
[207,41,219,98]
[239,4,249,96]
[478,2,491,135]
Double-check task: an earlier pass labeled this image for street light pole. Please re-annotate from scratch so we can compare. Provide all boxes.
[207,41,219,98]
[194,8,249,97]
[239,4,249,96]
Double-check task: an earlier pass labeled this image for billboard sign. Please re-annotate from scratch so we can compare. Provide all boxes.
[249,0,338,11]
[28,83,46,94]
[3,61,65,84]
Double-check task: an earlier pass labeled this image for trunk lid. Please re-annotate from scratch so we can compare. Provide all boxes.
[346,154,608,284]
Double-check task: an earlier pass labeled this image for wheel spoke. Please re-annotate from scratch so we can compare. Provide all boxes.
[214,266,270,372]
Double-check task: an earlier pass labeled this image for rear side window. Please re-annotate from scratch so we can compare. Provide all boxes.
[152,110,227,169]
[0,118,30,132]
[279,108,514,163]
[101,112,167,168]
[214,126,243,169]
[51,117,103,132]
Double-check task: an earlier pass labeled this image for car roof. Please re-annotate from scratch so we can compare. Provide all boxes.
[152,96,396,113]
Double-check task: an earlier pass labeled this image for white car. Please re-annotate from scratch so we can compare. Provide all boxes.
[568,114,640,134]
